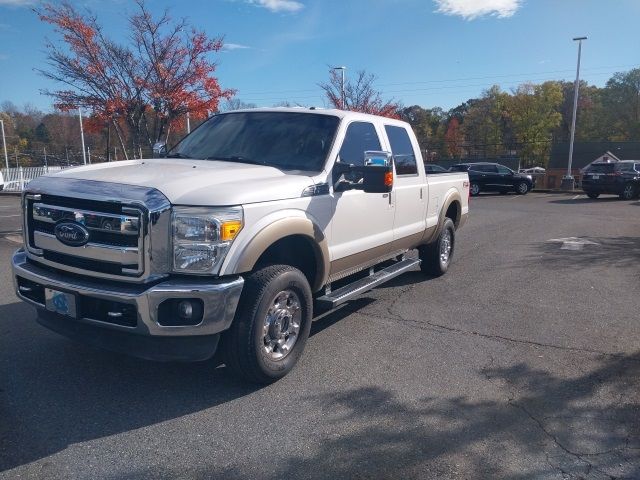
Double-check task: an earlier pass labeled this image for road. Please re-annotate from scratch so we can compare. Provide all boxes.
[0,192,638,479]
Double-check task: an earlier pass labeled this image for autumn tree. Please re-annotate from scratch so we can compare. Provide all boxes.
[444,116,464,157]
[601,68,640,141]
[463,86,509,158]
[507,81,563,167]
[319,69,401,118]
[36,1,233,158]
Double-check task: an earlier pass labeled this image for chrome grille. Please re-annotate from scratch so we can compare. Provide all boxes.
[26,199,145,278]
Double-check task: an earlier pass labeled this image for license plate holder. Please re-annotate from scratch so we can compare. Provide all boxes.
[592,174,600,180]
[45,288,77,318]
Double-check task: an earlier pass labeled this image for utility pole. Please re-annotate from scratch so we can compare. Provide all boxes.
[114,147,118,162]
[0,119,8,170]
[561,36,587,190]
[87,146,91,164]
[78,108,87,165]
[44,146,48,170]
[331,66,346,109]
[186,112,191,134]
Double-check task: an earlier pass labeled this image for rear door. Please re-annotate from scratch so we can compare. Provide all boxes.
[383,124,427,249]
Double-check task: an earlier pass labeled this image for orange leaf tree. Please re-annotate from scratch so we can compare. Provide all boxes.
[37,1,234,158]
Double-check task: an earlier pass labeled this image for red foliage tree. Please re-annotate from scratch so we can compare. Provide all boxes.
[444,117,464,157]
[36,1,234,158]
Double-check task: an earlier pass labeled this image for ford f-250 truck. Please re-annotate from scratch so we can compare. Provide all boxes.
[12,108,469,383]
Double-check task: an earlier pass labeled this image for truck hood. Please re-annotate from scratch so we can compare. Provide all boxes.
[48,159,317,205]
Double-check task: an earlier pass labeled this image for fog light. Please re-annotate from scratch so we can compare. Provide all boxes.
[157,298,204,326]
[178,300,193,319]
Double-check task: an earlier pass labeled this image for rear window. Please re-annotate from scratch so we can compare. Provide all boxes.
[587,163,616,173]
[385,125,418,175]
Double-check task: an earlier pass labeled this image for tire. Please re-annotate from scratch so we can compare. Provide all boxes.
[585,191,600,199]
[470,182,480,196]
[419,218,455,277]
[515,181,529,195]
[221,264,313,384]
[619,183,636,200]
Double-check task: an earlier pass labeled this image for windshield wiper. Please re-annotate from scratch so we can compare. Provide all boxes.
[205,155,266,166]
[165,152,192,159]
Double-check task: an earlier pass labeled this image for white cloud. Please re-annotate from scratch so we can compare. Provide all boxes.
[247,0,304,13]
[0,0,34,6]
[223,43,251,51]
[434,0,521,20]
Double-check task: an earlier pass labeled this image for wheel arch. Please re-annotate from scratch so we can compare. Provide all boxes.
[221,216,329,292]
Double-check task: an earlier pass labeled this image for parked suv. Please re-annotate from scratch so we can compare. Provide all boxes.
[582,161,640,200]
[449,162,533,196]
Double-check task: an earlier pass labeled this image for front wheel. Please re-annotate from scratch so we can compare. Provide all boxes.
[516,181,530,195]
[221,265,313,384]
[420,218,455,277]
[470,182,480,196]
[620,184,636,200]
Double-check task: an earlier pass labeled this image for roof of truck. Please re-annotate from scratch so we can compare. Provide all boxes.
[222,107,409,126]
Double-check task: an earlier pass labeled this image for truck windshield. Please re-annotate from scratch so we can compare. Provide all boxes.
[166,112,340,171]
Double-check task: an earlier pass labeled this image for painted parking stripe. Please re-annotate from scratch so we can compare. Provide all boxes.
[0,214,22,218]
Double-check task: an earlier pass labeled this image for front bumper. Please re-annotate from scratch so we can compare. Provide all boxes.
[12,250,244,361]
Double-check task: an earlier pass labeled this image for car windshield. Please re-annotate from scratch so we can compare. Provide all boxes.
[587,163,616,173]
[166,111,340,171]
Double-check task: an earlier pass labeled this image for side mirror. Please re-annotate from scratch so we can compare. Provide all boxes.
[362,164,393,193]
[332,151,393,193]
[153,141,167,157]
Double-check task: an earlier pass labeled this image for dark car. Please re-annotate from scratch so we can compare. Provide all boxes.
[581,161,640,200]
[449,162,533,196]
[424,163,449,174]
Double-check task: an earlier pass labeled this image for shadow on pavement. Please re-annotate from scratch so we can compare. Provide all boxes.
[549,197,622,205]
[0,297,373,473]
[534,236,640,269]
[103,352,640,480]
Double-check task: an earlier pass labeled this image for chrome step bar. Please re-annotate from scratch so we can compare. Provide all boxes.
[315,258,421,311]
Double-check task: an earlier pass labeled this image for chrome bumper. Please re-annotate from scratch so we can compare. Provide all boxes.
[12,249,244,342]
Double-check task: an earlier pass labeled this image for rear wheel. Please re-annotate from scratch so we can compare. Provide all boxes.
[420,218,455,277]
[516,181,529,195]
[585,191,600,199]
[221,264,312,384]
[470,182,480,196]
[620,183,636,200]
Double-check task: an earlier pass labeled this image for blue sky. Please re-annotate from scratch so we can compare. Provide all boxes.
[0,0,639,112]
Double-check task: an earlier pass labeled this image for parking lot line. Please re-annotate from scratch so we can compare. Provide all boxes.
[0,214,22,218]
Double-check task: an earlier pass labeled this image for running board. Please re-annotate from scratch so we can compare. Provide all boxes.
[315,258,421,311]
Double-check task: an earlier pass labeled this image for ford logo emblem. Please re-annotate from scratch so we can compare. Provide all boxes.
[54,222,90,247]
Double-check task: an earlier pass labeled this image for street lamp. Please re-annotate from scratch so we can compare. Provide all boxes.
[0,119,8,170]
[561,36,587,190]
[331,66,346,110]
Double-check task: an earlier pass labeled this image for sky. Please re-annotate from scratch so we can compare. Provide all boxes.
[0,0,639,112]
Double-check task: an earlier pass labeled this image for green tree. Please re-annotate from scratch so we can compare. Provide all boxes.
[601,68,640,140]
[463,85,508,158]
[507,81,563,167]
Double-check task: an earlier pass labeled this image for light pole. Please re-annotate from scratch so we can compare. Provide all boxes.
[331,66,346,110]
[0,119,8,170]
[186,112,191,134]
[561,36,587,190]
[78,107,87,165]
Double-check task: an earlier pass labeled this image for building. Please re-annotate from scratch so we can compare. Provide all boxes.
[544,142,640,189]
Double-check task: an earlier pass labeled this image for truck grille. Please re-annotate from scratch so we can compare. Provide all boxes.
[25,195,145,279]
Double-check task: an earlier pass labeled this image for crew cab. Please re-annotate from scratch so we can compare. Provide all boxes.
[12,108,469,383]
[582,160,640,200]
[450,162,533,196]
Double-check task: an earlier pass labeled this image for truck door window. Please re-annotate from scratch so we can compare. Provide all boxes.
[339,122,382,166]
[384,125,418,175]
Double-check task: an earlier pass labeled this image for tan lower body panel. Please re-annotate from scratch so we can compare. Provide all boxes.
[328,242,403,283]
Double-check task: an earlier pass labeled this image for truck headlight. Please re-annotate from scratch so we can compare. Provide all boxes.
[172,206,243,274]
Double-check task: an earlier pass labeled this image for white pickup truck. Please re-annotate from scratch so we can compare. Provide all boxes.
[12,108,469,383]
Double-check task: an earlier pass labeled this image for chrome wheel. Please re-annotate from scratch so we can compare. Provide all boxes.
[471,183,480,196]
[622,184,634,200]
[440,229,452,264]
[518,182,528,194]
[262,289,301,360]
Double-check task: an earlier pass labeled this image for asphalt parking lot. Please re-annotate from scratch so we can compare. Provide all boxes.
[0,192,638,479]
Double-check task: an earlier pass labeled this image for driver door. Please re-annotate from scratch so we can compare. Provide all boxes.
[329,121,395,277]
